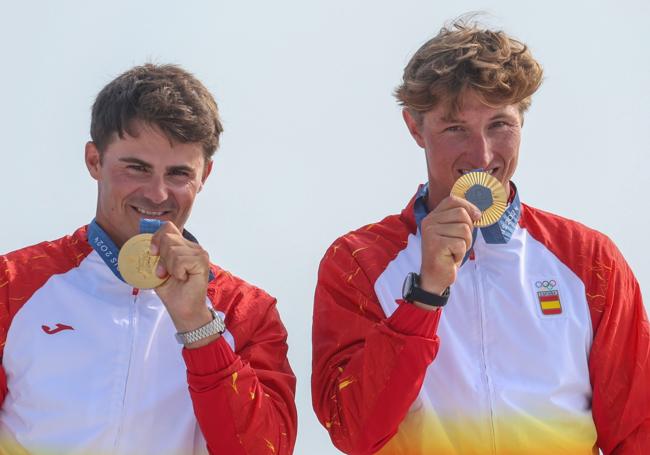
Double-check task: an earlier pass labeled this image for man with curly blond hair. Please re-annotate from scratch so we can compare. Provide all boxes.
[312,19,649,455]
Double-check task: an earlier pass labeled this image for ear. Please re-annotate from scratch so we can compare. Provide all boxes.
[402,109,426,148]
[198,159,213,192]
[85,142,102,180]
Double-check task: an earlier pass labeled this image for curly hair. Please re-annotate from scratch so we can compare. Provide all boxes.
[394,19,543,117]
[91,64,223,161]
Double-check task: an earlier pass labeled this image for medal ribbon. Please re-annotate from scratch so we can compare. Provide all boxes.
[139,218,163,234]
[87,219,124,282]
[87,219,215,283]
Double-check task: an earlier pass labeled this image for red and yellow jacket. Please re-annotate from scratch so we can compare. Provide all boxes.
[312,186,649,455]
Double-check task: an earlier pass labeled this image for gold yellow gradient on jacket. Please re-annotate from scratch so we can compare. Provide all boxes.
[376,406,598,455]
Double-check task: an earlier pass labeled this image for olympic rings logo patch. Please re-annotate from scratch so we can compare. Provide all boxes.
[535,280,557,291]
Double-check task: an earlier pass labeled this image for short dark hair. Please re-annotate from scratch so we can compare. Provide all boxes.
[394,18,543,117]
[90,64,223,160]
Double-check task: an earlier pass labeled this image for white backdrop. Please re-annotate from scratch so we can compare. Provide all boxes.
[1,1,648,453]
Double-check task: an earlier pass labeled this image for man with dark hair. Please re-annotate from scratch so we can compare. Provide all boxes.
[312,20,649,454]
[0,64,297,454]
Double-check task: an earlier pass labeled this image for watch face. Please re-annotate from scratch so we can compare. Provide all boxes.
[402,272,414,300]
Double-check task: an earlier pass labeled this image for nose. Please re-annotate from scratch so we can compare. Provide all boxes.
[465,132,494,169]
[142,174,169,205]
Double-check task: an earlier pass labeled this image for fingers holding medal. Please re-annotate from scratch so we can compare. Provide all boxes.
[149,223,210,286]
[147,222,213,332]
[117,222,210,292]
[419,194,481,295]
[418,170,506,295]
[118,222,214,335]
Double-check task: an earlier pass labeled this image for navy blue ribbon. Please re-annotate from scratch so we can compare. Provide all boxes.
[87,219,124,281]
[479,189,520,244]
[87,219,215,283]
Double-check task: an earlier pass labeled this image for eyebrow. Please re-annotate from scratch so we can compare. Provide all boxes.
[439,112,518,124]
[119,157,195,174]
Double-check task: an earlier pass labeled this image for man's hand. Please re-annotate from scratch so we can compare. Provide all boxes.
[419,196,481,304]
[150,222,218,348]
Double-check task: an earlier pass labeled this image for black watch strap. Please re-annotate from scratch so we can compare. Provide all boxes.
[402,272,450,307]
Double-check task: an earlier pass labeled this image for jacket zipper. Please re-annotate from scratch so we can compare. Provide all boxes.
[472,251,497,454]
[113,288,139,451]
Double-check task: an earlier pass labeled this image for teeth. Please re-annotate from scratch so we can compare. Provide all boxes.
[135,207,165,216]
[460,169,495,175]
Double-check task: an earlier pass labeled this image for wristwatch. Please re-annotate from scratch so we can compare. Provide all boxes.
[402,272,450,307]
[175,307,225,345]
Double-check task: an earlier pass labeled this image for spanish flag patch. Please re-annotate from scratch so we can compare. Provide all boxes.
[537,290,562,315]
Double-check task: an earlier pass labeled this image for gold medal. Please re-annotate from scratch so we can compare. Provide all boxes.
[117,234,167,289]
[451,171,508,227]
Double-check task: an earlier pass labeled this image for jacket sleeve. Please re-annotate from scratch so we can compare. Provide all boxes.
[588,247,650,454]
[311,241,442,455]
[182,300,297,455]
[0,255,10,406]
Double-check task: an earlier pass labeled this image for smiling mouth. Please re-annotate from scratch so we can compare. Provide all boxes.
[459,168,498,176]
[131,206,170,217]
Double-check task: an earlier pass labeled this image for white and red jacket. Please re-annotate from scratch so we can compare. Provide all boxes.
[312,185,650,455]
[0,226,297,455]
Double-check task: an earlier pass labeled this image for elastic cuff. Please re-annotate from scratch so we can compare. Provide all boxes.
[385,301,441,338]
[182,336,239,376]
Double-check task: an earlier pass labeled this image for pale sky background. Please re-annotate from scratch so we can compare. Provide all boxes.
[1,1,648,453]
